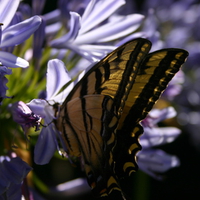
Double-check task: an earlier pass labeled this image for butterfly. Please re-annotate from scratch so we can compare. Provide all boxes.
[55,38,188,199]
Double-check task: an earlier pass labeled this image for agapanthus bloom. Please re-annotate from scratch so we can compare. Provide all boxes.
[11,58,85,165]
[0,66,12,103]
[0,12,42,68]
[27,59,75,164]
[0,0,42,103]
[11,101,42,133]
[50,0,144,62]
[138,107,181,179]
[0,153,32,199]
[162,70,185,100]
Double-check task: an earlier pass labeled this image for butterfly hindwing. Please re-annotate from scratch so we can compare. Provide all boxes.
[113,48,189,180]
[55,38,189,199]
[126,49,189,123]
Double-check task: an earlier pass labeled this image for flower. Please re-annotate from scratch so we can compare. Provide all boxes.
[10,58,76,165]
[137,107,181,179]
[32,0,46,15]
[27,59,75,164]
[49,178,90,197]
[11,101,42,133]
[138,0,200,153]
[0,1,41,103]
[0,153,32,198]
[0,66,12,104]
[50,0,144,62]
[11,58,95,165]
[0,15,42,68]
[162,70,185,100]
[33,17,46,66]
[0,0,197,199]
[0,0,20,29]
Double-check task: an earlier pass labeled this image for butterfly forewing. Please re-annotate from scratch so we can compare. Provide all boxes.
[65,39,151,103]
[55,38,189,199]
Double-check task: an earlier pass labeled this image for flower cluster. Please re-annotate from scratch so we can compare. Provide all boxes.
[0,0,195,199]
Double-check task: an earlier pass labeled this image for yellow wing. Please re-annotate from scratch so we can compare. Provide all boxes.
[55,38,188,199]
[114,49,189,181]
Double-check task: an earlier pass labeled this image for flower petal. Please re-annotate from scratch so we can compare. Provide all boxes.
[0,0,20,30]
[0,66,12,103]
[27,99,50,118]
[50,12,81,46]
[115,32,147,46]
[72,44,116,62]
[46,59,72,101]
[67,12,81,42]
[0,51,29,68]
[1,16,42,48]
[140,126,181,148]
[2,157,32,184]
[137,149,180,180]
[149,107,177,125]
[33,18,45,60]
[52,178,90,196]
[0,24,2,45]
[34,124,58,165]
[80,0,125,34]
[32,0,46,15]
[0,160,10,194]
[6,183,22,200]
[76,14,144,43]
[11,101,41,132]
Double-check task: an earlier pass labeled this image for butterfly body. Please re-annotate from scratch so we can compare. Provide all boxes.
[55,38,188,199]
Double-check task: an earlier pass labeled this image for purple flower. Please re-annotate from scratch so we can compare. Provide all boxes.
[33,17,46,65]
[27,99,60,165]
[0,154,32,198]
[175,67,200,151]
[50,0,144,61]
[138,107,181,179]
[11,59,75,165]
[18,2,32,19]
[0,0,41,68]
[58,0,91,16]
[43,9,62,37]
[11,101,42,133]
[0,0,20,29]
[0,15,42,68]
[141,9,164,52]
[0,1,42,103]
[32,0,46,15]
[137,150,180,180]
[50,178,90,197]
[162,70,185,100]
[27,59,75,164]
[0,66,12,104]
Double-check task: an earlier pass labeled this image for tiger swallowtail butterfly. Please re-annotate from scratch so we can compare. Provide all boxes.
[55,38,188,199]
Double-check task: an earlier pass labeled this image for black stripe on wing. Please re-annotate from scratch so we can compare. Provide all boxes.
[127,49,189,125]
[113,49,188,180]
[112,40,152,114]
[55,38,189,200]
[64,38,151,104]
